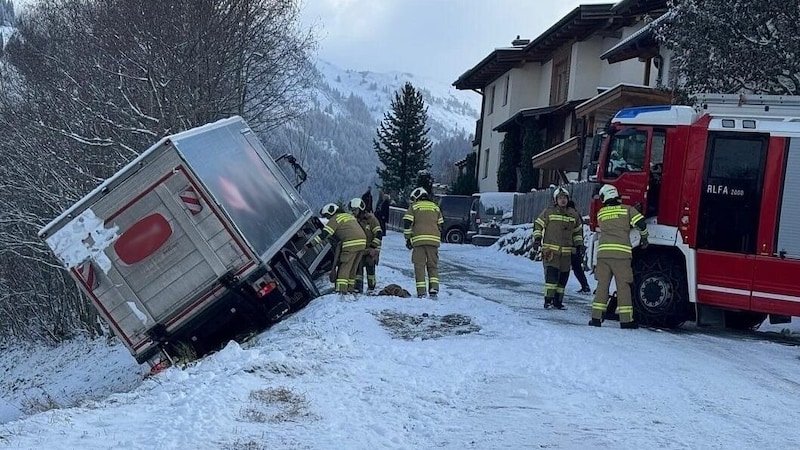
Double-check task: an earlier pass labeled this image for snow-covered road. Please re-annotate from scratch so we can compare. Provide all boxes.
[1,232,799,449]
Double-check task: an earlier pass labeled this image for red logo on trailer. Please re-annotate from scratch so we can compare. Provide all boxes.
[114,213,173,265]
[179,186,203,216]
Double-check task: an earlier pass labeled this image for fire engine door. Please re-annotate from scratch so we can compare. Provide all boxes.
[695,132,768,309]
[601,128,650,208]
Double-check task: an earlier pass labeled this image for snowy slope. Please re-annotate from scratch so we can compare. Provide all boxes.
[0,25,13,48]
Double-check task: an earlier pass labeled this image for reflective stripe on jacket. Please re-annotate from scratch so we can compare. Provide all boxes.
[533,205,583,255]
[403,200,444,247]
[360,212,383,249]
[596,204,647,259]
[321,212,367,250]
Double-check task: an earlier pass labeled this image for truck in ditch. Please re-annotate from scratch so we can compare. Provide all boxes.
[38,116,332,368]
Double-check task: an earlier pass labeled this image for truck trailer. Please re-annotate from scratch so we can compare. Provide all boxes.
[39,117,332,367]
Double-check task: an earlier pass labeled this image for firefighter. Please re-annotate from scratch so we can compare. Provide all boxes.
[403,187,444,298]
[566,199,592,294]
[308,203,366,294]
[350,197,383,293]
[531,187,584,309]
[589,184,648,329]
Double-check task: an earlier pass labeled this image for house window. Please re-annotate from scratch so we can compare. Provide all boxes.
[502,76,509,106]
[483,148,490,179]
[550,50,571,105]
[488,85,496,115]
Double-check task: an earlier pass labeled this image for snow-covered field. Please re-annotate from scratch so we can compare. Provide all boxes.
[1,232,799,449]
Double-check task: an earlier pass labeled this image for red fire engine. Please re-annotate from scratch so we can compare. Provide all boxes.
[591,94,800,329]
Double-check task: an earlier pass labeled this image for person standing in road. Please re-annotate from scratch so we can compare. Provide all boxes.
[566,199,592,294]
[361,186,374,213]
[531,187,584,309]
[376,191,391,236]
[403,187,444,298]
[350,197,383,294]
[309,203,366,294]
[588,184,648,329]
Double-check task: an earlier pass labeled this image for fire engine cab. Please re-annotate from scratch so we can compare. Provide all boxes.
[592,93,800,329]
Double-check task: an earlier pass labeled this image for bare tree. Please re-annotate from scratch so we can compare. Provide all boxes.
[0,0,317,343]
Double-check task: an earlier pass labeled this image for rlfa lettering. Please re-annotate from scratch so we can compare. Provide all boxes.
[707,185,744,196]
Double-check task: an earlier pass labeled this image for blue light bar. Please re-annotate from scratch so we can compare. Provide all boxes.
[614,105,673,119]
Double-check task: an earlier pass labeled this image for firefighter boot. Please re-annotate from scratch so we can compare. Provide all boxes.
[620,321,639,329]
[354,279,364,294]
[588,318,602,327]
[553,293,566,310]
[543,296,555,309]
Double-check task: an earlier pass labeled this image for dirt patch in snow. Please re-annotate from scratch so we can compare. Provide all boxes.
[375,310,481,340]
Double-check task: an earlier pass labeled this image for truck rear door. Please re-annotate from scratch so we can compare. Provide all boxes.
[76,161,255,356]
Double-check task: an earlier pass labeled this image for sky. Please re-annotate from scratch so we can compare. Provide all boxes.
[2,230,800,449]
[300,0,616,84]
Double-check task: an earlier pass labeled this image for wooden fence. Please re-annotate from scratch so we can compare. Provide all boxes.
[513,182,600,224]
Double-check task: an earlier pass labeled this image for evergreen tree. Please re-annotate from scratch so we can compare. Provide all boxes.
[658,0,800,95]
[497,132,519,192]
[519,122,543,192]
[374,82,432,203]
[450,153,478,195]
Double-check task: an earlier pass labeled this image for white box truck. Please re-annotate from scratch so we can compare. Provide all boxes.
[38,117,332,367]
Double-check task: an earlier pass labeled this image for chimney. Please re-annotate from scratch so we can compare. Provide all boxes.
[511,35,530,47]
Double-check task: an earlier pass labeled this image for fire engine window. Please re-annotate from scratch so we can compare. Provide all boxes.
[604,129,647,178]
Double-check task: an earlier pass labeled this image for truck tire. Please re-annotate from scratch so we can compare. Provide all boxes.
[632,250,691,328]
[445,227,465,244]
[285,252,320,311]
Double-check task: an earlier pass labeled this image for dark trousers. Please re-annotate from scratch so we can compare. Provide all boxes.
[571,252,590,289]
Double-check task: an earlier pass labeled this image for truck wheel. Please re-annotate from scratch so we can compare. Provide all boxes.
[724,311,767,330]
[286,252,320,310]
[632,251,690,328]
[445,228,465,244]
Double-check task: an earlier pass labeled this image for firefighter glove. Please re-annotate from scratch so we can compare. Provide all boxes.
[405,239,413,250]
[368,248,377,258]
[640,236,649,249]
[532,238,542,252]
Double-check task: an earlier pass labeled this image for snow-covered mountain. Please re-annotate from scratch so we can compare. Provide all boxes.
[263,60,480,209]
[313,59,480,139]
[0,25,13,48]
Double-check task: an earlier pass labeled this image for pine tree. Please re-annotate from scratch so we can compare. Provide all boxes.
[374,82,431,204]
[658,0,800,95]
[450,153,478,195]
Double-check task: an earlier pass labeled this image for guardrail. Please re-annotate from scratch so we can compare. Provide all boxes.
[388,206,406,232]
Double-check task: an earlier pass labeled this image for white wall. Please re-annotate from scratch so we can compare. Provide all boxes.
[477,63,545,192]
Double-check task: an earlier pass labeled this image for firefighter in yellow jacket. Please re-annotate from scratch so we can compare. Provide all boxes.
[350,197,383,293]
[531,187,584,309]
[309,203,367,293]
[403,187,444,298]
[589,184,648,329]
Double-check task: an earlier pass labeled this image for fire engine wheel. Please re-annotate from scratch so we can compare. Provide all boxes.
[285,252,320,310]
[632,252,690,328]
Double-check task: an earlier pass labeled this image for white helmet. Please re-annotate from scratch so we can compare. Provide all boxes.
[410,187,428,202]
[599,184,619,203]
[349,198,366,212]
[553,187,570,202]
[320,203,339,217]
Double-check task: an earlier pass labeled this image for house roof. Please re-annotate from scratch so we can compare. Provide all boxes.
[452,47,527,91]
[494,100,586,133]
[453,3,620,91]
[610,0,667,16]
[574,83,672,117]
[600,11,672,63]
[521,4,618,61]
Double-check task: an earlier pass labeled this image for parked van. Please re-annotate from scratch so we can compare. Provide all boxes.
[436,195,473,244]
[468,192,518,245]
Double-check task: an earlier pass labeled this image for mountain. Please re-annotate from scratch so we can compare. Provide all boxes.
[262,60,480,210]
